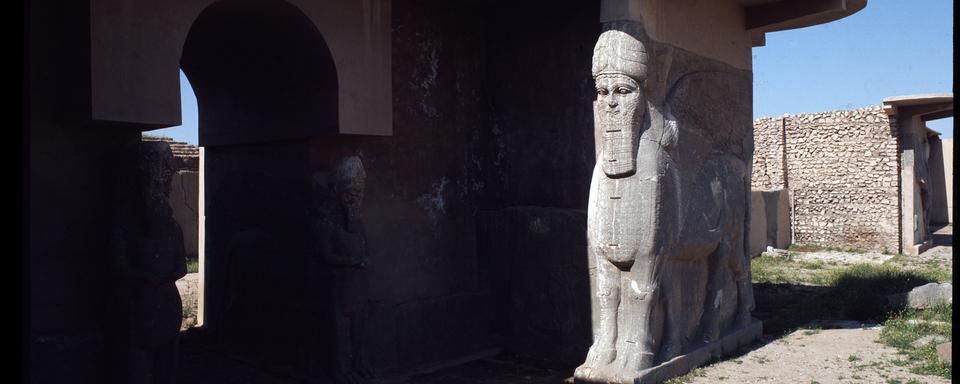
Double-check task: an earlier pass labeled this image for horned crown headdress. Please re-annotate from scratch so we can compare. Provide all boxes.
[591,30,648,82]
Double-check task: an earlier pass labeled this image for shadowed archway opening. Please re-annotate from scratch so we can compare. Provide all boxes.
[179,0,339,377]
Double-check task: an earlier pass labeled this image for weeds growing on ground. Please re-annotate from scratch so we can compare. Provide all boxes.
[879,303,952,379]
[186,258,199,274]
[789,243,868,254]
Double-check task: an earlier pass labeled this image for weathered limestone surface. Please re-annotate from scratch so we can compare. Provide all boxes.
[575,21,758,384]
[752,107,900,252]
[762,190,792,250]
[176,273,199,318]
[749,191,768,256]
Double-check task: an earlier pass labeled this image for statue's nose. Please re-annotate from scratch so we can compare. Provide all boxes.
[607,98,618,108]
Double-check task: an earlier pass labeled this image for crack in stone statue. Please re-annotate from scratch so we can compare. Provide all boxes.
[575,23,756,384]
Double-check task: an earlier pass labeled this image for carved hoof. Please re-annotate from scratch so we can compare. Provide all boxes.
[592,364,642,384]
[573,364,597,381]
[575,365,634,384]
[583,346,617,366]
[575,348,616,382]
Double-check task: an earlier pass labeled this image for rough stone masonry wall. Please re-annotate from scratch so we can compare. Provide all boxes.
[753,106,900,252]
[752,117,786,191]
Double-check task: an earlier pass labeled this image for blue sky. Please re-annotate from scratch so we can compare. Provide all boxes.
[753,0,953,137]
[152,0,953,143]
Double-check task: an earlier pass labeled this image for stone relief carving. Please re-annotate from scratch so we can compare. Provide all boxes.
[311,156,375,384]
[110,141,187,384]
[575,22,756,384]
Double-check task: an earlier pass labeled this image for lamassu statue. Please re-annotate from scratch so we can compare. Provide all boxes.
[575,23,758,384]
[110,141,187,384]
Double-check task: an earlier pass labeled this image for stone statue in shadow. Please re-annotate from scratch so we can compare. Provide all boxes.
[575,21,758,384]
[110,140,187,384]
[311,156,375,384]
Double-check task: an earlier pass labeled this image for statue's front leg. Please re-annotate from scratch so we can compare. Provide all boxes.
[614,253,662,374]
[729,246,754,329]
[575,253,620,381]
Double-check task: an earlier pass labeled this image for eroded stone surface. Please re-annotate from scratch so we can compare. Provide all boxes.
[575,21,757,384]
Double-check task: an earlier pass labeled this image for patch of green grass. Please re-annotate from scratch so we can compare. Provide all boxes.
[882,257,952,283]
[848,355,861,362]
[788,243,868,253]
[751,254,835,285]
[879,303,952,379]
[186,258,199,274]
[799,259,826,270]
[750,255,793,283]
[182,301,196,320]
[803,328,822,336]
[788,243,822,252]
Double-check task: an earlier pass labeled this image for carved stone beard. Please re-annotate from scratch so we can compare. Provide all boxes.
[594,74,646,178]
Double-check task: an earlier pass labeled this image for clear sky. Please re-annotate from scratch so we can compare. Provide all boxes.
[151,71,200,144]
[753,0,954,138]
[152,0,953,143]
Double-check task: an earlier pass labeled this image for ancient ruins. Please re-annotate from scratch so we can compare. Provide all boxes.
[26,0,873,383]
[751,96,954,255]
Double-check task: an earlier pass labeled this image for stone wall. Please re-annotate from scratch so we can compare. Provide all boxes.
[752,106,900,252]
[751,117,786,191]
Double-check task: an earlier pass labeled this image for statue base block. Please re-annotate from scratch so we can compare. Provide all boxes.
[634,319,763,384]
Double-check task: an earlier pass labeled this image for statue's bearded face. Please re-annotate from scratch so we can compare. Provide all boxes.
[595,73,645,177]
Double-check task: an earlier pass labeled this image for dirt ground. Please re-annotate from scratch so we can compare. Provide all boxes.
[679,326,950,384]
[678,225,953,384]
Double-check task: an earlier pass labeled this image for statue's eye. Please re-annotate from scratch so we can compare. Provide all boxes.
[616,87,632,94]
[597,88,609,96]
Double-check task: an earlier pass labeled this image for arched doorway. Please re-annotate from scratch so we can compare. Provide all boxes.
[180,0,339,375]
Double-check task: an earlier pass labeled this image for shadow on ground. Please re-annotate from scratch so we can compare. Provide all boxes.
[176,328,577,384]
[931,224,953,247]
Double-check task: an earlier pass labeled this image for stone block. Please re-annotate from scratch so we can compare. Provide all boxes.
[749,191,768,256]
[906,283,952,309]
[937,342,952,365]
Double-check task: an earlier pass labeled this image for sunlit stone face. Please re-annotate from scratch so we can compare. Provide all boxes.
[595,73,645,177]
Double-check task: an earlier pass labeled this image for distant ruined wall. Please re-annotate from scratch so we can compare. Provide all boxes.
[751,117,786,191]
[752,106,900,252]
[143,135,200,259]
